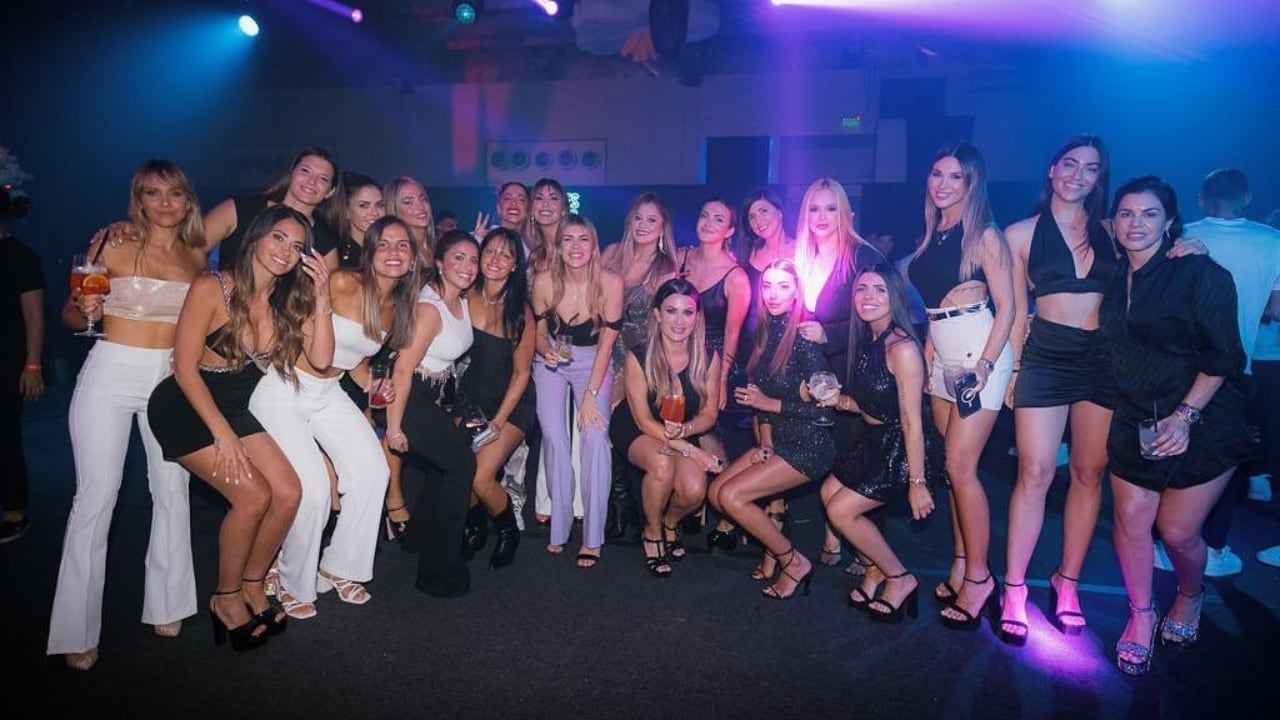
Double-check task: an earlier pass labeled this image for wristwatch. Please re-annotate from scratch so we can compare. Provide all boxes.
[977,358,996,372]
[680,446,693,458]
[1174,403,1203,425]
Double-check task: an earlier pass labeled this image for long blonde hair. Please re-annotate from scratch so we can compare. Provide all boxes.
[642,278,711,410]
[794,178,862,290]
[746,258,809,378]
[550,214,607,333]
[913,142,1009,281]
[604,192,678,293]
[383,176,435,271]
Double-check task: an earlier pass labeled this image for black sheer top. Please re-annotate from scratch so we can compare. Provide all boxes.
[1100,242,1246,411]
[848,325,906,424]
[909,224,988,308]
[1028,213,1117,299]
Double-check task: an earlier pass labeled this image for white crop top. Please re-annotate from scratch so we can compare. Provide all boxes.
[331,313,385,371]
[417,284,473,373]
[102,276,191,325]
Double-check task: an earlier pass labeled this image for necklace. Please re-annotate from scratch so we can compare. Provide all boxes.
[481,287,505,306]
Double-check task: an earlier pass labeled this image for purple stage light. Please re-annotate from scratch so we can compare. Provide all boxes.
[532,0,560,16]
[351,8,364,23]
[302,0,363,23]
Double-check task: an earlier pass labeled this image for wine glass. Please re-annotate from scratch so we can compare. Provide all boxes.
[657,376,686,456]
[808,371,841,427]
[71,252,109,338]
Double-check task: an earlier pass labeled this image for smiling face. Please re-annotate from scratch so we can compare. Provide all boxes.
[438,239,479,292]
[559,222,596,269]
[1113,191,1171,256]
[629,202,663,246]
[137,174,191,229]
[287,155,336,210]
[532,184,565,227]
[254,217,308,277]
[760,266,799,316]
[1049,145,1102,205]
[480,235,518,284]
[394,181,432,229]
[696,201,735,245]
[928,156,968,211]
[747,198,783,242]
[498,184,529,229]
[853,272,891,325]
[347,185,386,237]
[806,188,841,241]
[371,223,414,280]
[655,293,697,344]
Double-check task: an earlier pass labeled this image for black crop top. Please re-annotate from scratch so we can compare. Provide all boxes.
[1027,213,1118,299]
[909,224,988,308]
[546,313,623,347]
[678,253,739,352]
[218,195,337,271]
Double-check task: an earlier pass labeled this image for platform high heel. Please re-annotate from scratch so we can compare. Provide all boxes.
[242,577,288,636]
[939,574,998,631]
[210,589,267,652]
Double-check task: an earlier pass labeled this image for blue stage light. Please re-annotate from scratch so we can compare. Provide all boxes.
[454,1,481,24]
[238,15,259,37]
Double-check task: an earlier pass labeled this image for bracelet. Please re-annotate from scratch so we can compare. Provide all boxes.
[976,358,996,372]
[24,364,41,371]
[908,476,927,486]
[1174,403,1203,425]
[679,445,693,458]
[588,386,600,397]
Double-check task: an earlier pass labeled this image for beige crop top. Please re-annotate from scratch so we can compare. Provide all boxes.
[102,276,191,325]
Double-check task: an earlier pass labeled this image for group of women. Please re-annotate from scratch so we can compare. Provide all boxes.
[45,137,1248,681]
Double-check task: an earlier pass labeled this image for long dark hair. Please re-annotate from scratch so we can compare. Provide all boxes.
[746,258,808,378]
[216,205,316,383]
[1111,176,1184,243]
[360,216,419,351]
[476,227,529,341]
[846,263,920,380]
[425,229,480,294]
[264,146,343,231]
[738,187,786,261]
[915,142,1007,282]
[1033,135,1110,239]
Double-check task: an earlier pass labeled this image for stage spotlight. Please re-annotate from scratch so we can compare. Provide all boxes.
[453,1,483,24]
[531,0,559,16]
[238,15,260,37]
[351,8,364,23]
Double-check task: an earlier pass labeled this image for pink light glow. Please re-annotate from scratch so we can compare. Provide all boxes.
[351,8,364,23]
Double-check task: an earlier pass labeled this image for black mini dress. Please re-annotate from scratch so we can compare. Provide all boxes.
[832,326,948,501]
[610,345,704,455]
[456,328,536,434]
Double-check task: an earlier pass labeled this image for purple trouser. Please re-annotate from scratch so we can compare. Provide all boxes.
[533,345,613,549]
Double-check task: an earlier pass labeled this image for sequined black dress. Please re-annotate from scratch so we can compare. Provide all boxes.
[751,314,834,481]
[832,326,948,500]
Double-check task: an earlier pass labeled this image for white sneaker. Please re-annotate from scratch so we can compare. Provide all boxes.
[1257,545,1280,568]
[1205,546,1244,577]
[1153,541,1174,571]
[1248,474,1273,502]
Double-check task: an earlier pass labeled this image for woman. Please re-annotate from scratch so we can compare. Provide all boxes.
[819,264,946,622]
[998,136,1118,644]
[794,178,883,569]
[384,176,436,270]
[611,279,724,576]
[906,142,1016,630]
[203,146,342,271]
[708,259,834,599]
[1104,176,1249,676]
[249,216,419,618]
[385,229,479,597]
[48,160,208,670]
[526,178,570,274]
[602,192,680,380]
[146,205,332,651]
[706,189,798,552]
[457,228,536,569]
[338,172,385,269]
[532,214,624,567]
[678,199,750,408]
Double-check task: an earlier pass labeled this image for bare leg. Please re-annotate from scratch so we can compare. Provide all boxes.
[1156,468,1232,642]
[1051,401,1111,630]
[710,456,812,597]
[1111,476,1160,667]
[931,395,965,601]
[937,401,1000,624]
[473,424,526,515]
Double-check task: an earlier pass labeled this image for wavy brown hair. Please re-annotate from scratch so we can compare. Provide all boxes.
[264,146,344,231]
[384,176,435,272]
[359,216,420,351]
[914,142,1009,283]
[746,258,809,378]
[604,192,678,293]
[527,177,569,273]
[213,205,316,385]
[642,278,710,410]
[549,214,607,335]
